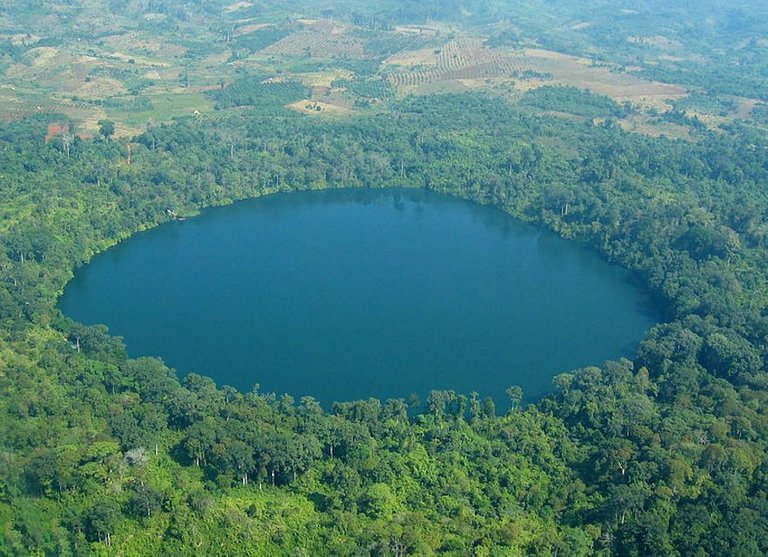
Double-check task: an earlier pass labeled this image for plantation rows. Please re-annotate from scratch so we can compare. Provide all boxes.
[385,38,549,88]
[331,77,395,99]
[435,38,494,71]
[0,98,96,121]
[234,27,291,54]
[208,77,310,110]
[388,54,536,88]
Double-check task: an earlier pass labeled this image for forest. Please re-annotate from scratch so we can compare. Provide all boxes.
[0,91,768,554]
[1,0,768,555]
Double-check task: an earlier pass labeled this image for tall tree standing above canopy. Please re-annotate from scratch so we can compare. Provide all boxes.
[98,119,115,140]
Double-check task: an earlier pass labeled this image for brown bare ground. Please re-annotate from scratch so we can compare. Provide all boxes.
[45,123,67,142]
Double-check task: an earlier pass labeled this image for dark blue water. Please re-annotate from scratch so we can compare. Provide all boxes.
[59,188,658,405]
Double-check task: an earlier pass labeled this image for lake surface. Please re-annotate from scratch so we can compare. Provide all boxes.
[59,188,658,405]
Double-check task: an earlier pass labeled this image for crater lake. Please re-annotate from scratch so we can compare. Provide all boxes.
[59,188,659,406]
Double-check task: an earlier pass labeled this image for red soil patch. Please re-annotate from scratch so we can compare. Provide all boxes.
[45,123,67,142]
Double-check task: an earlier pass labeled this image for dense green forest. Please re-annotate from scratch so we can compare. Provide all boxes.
[1,91,768,554]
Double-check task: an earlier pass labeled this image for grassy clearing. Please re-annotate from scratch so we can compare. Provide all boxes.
[285,99,353,116]
[262,30,368,59]
[106,93,214,126]
[618,114,692,140]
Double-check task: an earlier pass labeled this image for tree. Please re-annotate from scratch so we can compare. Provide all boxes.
[359,482,398,519]
[223,439,254,486]
[85,499,121,545]
[62,128,75,159]
[129,484,163,518]
[483,396,496,419]
[98,119,116,140]
[506,386,523,412]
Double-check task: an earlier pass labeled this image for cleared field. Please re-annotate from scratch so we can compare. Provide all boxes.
[0,95,105,134]
[732,96,760,120]
[108,51,171,67]
[261,26,368,59]
[72,76,128,99]
[235,23,273,36]
[386,38,536,89]
[393,25,441,37]
[3,37,184,108]
[106,93,214,126]
[298,70,355,87]
[522,49,686,108]
[386,39,686,110]
[7,47,97,89]
[285,100,353,116]
[619,114,692,140]
[385,37,498,68]
[101,32,185,59]
[0,33,43,46]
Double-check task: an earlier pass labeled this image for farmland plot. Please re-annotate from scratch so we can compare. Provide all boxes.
[285,99,352,116]
[386,39,686,110]
[386,38,534,89]
[261,27,369,59]
[0,96,105,135]
[331,77,394,100]
[521,49,686,107]
[209,75,310,110]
